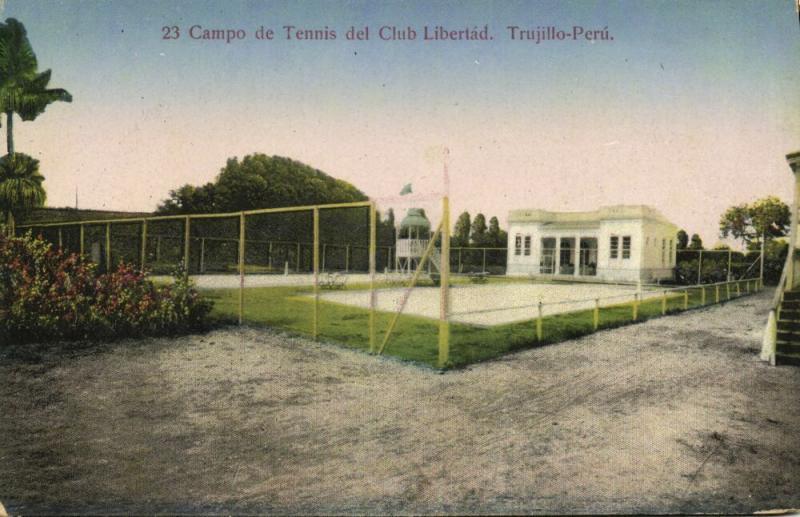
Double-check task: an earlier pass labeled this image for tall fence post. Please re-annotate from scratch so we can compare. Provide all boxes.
[345,244,350,273]
[633,293,639,321]
[184,216,191,275]
[369,203,377,353]
[726,281,731,300]
[140,219,147,271]
[698,250,703,285]
[105,222,111,272]
[296,242,301,273]
[482,248,487,274]
[238,212,245,325]
[736,281,741,297]
[593,298,599,330]
[313,208,320,340]
[727,249,732,282]
[661,290,667,315]
[715,284,720,303]
[80,223,85,256]
[438,196,451,368]
[760,232,765,286]
[58,228,63,249]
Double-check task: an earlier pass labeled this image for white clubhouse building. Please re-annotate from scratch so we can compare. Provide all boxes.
[506,205,679,283]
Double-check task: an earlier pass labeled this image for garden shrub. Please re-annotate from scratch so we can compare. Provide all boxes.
[0,232,212,344]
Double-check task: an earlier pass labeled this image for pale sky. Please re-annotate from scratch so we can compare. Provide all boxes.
[3,0,800,246]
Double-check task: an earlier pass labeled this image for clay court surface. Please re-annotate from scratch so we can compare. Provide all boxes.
[318,282,659,326]
[159,273,666,326]
[2,290,799,514]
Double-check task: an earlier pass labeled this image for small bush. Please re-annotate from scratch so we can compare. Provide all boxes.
[0,232,212,344]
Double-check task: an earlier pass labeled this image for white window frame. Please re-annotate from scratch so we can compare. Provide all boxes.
[523,235,531,256]
[610,236,619,259]
[622,236,631,260]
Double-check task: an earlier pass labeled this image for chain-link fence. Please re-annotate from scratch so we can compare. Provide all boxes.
[16,201,764,370]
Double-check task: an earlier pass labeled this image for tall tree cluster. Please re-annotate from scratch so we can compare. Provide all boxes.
[451,210,507,248]
[158,154,368,214]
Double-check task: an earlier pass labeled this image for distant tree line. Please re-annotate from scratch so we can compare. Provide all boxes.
[674,196,790,285]
[452,211,508,248]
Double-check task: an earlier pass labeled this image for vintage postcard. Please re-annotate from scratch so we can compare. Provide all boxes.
[0,0,799,514]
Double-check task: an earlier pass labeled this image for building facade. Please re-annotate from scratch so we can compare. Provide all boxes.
[506,205,678,283]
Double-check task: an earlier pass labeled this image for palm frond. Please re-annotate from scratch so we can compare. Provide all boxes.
[0,152,46,213]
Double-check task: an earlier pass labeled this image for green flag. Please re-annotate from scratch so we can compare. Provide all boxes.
[400,183,412,195]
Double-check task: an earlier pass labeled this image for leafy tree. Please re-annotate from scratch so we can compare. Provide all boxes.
[376,208,396,247]
[676,229,688,250]
[452,211,470,247]
[0,153,44,234]
[157,154,368,214]
[0,18,72,155]
[487,216,507,247]
[750,196,790,243]
[688,234,703,250]
[385,208,395,229]
[719,196,789,248]
[470,213,488,246]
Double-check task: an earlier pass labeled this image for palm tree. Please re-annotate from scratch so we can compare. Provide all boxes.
[0,18,72,155]
[0,153,45,235]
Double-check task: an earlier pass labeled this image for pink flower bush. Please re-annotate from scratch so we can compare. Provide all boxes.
[0,233,212,344]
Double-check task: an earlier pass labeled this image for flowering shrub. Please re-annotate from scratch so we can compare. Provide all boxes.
[0,232,212,344]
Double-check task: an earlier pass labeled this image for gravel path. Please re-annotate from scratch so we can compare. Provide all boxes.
[1,289,798,514]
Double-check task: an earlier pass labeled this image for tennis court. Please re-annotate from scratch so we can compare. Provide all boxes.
[318,281,665,326]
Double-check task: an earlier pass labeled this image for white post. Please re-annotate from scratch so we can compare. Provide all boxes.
[761,309,777,364]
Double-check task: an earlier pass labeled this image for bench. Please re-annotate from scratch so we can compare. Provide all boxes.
[320,272,348,290]
[469,272,490,284]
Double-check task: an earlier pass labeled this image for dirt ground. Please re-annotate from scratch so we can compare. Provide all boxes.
[1,289,799,514]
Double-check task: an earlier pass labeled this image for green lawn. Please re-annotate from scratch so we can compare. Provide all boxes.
[202,279,758,369]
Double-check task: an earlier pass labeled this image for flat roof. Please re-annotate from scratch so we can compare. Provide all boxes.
[508,205,678,229]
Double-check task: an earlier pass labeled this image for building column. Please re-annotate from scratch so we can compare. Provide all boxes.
[554,237,562,275]
[788,152,800,289]
[574,235,581,277]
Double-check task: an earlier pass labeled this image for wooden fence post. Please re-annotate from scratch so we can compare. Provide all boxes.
[238,213,245,325]
[184,216,190,275]
[140,219,147,271]
[105,223,111,272]
[313,208,320,340]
